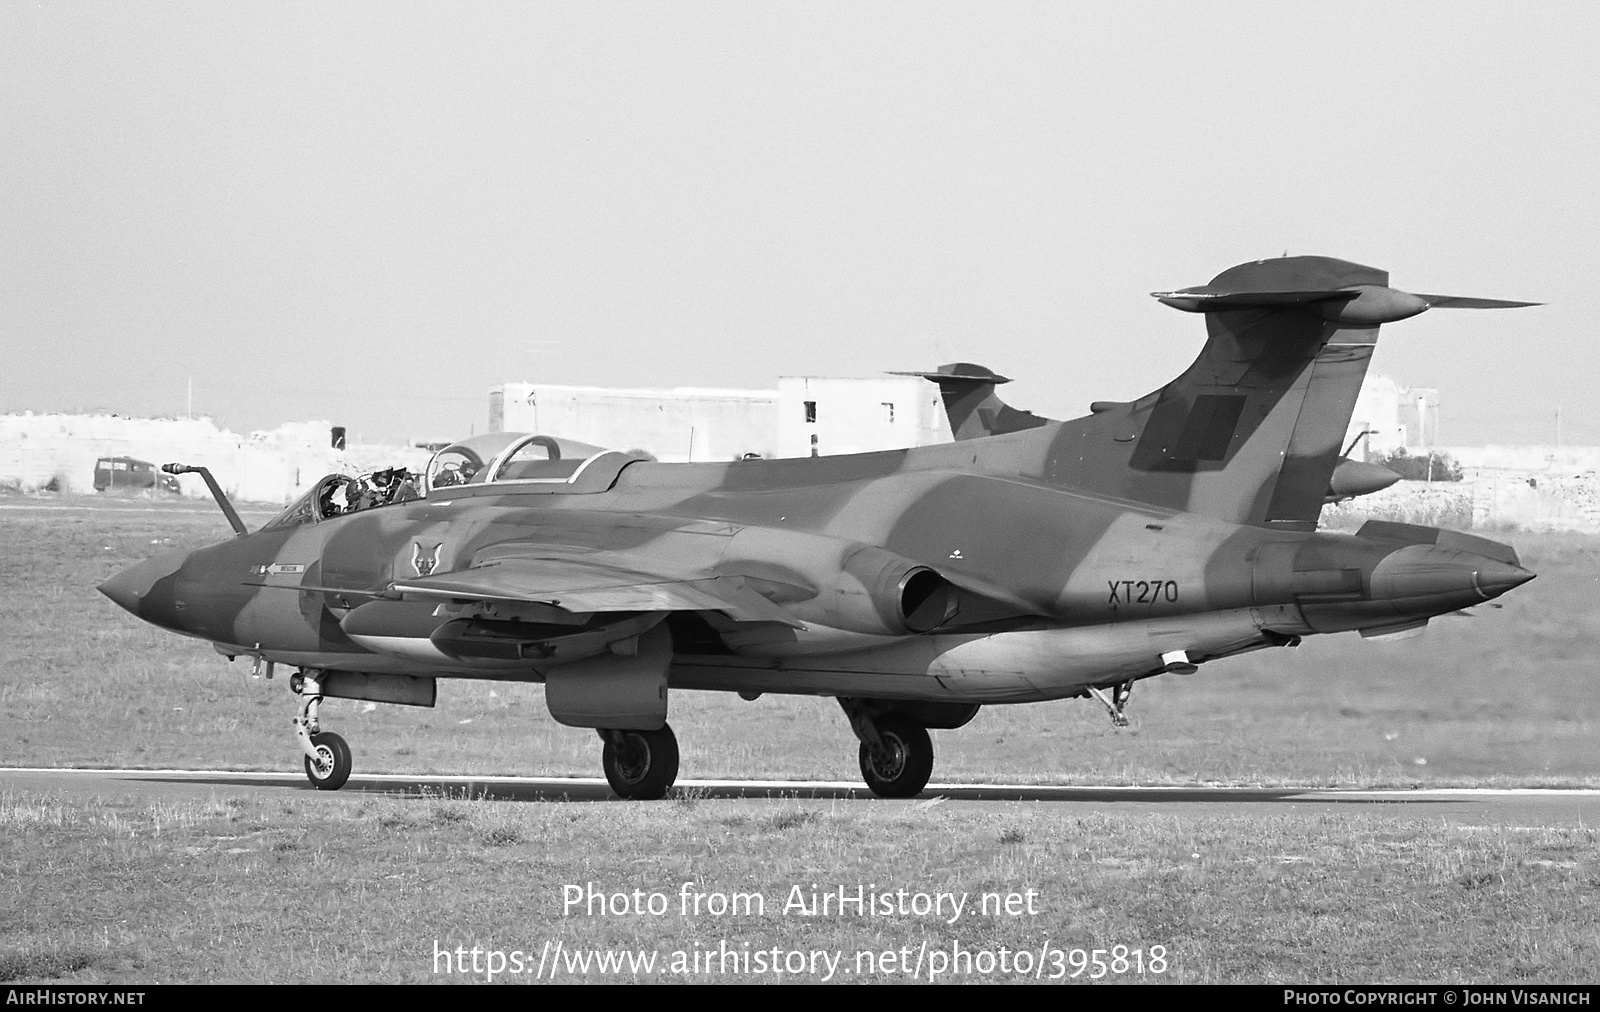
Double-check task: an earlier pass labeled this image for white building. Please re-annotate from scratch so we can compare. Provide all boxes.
[489,376,959,461]
[488,372,1443,465]
[490,382,778,462]
[775,376,952,458]
[1346,376,1440,459]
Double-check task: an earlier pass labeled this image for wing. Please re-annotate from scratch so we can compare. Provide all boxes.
[393,556,803,627]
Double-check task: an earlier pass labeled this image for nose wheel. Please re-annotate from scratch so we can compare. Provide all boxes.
[292,670,353,791]
[303,731,352,790]
[598,724,679,800]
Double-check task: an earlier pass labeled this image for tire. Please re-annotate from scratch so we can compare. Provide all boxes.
[858,718,934,799]
[602,724,680,800]
[303,731,352,791]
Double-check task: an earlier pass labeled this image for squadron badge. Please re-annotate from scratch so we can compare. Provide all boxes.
[412,541,444,577]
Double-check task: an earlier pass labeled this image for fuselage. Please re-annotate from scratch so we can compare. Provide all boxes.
[100,427,1532,706]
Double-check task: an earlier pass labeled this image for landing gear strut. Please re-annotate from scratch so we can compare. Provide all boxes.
[1086,679,1135,728]
[839,698,935,799]
[291,669,352,790]
[598,724,679,800]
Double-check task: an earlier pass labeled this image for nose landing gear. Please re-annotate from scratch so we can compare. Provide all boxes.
[291,670,352,790]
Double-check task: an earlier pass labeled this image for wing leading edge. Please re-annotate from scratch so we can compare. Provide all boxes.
[392,557,804,628]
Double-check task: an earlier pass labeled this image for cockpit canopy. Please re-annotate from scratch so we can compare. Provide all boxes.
[263,475,354,529]
[262,432,620,529]
[427,432,608,490]
[262,468,423,529]
[421,432,518,493]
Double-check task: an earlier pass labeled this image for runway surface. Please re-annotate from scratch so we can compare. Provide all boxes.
[4,767,1597,825]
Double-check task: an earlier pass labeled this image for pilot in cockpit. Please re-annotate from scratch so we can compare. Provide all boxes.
[318,478,346,517]
[391,468,421,502]
[345,476,375,513]
[368,469,396,505]
[433,458,480,488]
[369,467,417,506]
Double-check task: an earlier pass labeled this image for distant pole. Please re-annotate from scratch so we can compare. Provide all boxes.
[1427,393,1440,486]
[186,377,193,419]
[1556,404,1562,448]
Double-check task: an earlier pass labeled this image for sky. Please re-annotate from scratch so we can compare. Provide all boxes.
[3,2,1597,447]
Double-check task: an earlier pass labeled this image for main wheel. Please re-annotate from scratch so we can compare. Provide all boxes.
[601,724,679,800]
[858,718,934,798]
[303,731,352,791]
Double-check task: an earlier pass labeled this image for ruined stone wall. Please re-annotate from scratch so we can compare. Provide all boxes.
[0,414,429,505]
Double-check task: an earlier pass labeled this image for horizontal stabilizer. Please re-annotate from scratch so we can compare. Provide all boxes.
[1155,283,1538,324]
[891,363,1015,384]
[393,558,803,627]
[1151,289,1361,312]
[888,362,1050,440]
[1410,294,1541,309]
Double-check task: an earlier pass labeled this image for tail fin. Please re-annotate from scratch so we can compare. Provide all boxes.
[1032,256,1534,529]
[890,363,1050,441]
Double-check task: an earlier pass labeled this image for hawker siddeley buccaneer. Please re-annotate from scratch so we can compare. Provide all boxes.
[101,256,1538,799]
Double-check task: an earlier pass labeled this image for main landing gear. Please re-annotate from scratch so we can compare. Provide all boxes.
[598,724,679,800]
[277,671,949,802]
[291,670,352,791]
[1085,680,1135,728]
[839,699,935,799]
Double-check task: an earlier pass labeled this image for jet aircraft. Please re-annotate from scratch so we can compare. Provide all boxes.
[99,256,1537,799]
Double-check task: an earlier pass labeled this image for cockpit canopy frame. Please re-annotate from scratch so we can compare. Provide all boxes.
[263,431,642,530]
[425,432,613,494]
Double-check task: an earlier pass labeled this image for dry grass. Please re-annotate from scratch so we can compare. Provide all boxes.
[0,790,1595,984]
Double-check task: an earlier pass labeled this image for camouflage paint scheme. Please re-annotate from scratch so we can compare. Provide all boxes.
[100,256,1537,798]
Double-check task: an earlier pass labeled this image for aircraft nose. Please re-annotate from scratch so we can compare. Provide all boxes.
[99,548,189,620]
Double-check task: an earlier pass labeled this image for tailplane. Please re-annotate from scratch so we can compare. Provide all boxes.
[889,363,1050,441]
[919,257,1535,529]
[1057,255,1533,527]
